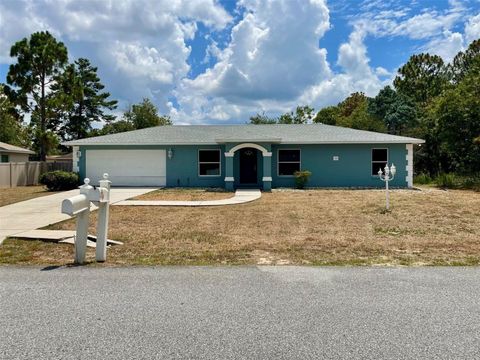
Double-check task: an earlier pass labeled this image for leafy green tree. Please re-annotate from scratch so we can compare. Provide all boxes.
[98,98,171,135]
[450,39,480,83]
[368,86,417,135]
[393,53,447,105]
[5,31,68,160]
[123,98,171,129]
[249,112,277,124]
[429,57,480,173]
[313,106,338,125]
[95,120,135,136]
[55,58,117,140]
[335,92,386,132]
[0,84,27,146]
[278,105,315,124]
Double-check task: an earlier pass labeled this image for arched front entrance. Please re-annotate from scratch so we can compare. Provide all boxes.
[224,143,272,191]
[238,147,260,186]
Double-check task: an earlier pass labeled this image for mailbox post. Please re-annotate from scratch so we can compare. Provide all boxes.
[61,178,92,264]
[95,173,111,262]
[61,175,112,264]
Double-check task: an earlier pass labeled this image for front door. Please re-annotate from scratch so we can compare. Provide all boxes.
[239,148,257,184]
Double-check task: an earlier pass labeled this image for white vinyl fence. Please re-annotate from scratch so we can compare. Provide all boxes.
[0,161,74,187]
[0,162,47,187]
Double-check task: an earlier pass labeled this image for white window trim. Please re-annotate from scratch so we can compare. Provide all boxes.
[198,149,222,177]
[277,149,301,177]
[371,148,389,176]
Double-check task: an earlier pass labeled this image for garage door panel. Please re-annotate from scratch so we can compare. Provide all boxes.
[86,149,166,186]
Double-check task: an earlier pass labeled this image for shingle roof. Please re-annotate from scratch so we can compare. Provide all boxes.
[0,141,35,154]
[63,124,424,146]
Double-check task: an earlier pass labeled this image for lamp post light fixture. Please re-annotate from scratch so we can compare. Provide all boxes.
[378,163,396,210]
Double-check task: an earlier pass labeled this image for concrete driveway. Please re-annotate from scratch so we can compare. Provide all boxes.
[0,187,156,243]
[1,266,479,359]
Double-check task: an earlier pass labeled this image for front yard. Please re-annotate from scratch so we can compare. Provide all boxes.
[2,187,480,266]
[0,186,52,207]
[133,188,233,201]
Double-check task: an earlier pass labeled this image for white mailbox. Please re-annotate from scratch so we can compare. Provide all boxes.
[88,187,109,203]
[61,194,90,216]
[60,175,112,264]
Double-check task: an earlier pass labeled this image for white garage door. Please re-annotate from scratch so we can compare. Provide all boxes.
[86,149,166,186]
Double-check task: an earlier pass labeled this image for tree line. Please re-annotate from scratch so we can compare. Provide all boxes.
[250,39,480,176]
[0,31,170,160]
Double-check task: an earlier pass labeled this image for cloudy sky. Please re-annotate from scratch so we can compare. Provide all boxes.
[0,0,479,125]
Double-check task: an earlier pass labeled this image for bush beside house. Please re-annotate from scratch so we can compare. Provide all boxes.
[39,171,79,191]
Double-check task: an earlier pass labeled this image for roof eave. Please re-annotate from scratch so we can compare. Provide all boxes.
[214,138,282,143]
[63,139,425,146]
[0,149,36,154]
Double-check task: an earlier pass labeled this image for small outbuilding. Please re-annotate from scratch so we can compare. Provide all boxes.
[63,124,424,190]
[0,142,34,163]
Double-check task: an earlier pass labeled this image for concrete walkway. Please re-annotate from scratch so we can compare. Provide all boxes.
[0,187,156,244]
[113,189,262,207]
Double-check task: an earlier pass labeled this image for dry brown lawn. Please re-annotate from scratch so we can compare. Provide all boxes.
[133,188,233,201]
[0,186,52,207]
[2,187,480,266]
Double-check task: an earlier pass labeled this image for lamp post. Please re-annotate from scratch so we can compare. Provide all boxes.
[378,163,396,210]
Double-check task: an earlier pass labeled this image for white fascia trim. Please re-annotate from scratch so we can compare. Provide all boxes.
[406,144,413,188]
[62,142,221,147]
[215,138,282,143]
[72,146,80,172]
[63,140,425,147]
[278,140,425,144]
[262,177,272,182]
[224,177,234,182]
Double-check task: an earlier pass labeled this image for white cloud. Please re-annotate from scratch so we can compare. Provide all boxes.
[299,24,385,109]
[0,0,232,112]
[173,0,334,123]
[1,0,479,125]
[421,11,480,62]
[464,13,480,44]
[423,30,464,62]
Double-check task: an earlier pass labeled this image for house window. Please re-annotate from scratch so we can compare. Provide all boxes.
[1,155,9,163]
[198,149,221,176]
[372,148,388,175]
[278,149,301,176]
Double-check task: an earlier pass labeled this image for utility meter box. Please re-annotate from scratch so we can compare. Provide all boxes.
[61,194,90,216]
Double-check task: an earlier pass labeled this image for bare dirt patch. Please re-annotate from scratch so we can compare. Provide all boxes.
[2,187,480,266]
[0,186,53,207]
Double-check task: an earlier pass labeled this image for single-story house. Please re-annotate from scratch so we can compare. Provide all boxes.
[63,124,424,190]
[0,141,35,163]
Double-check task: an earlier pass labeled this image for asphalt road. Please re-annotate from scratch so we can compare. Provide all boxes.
[1,266,479,359]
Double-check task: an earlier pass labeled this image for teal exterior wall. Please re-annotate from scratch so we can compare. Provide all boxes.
[165,145,226,187]
[79,145,226,188]
[79,142,409,188]
[271,144,407,188]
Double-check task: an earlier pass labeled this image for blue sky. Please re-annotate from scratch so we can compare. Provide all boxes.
[1,0,479,124]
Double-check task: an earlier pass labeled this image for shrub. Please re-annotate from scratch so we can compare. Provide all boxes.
[294,170,312,189]
[460,175,480,190]
[414,173,433,185]
[435,173,458,189]
[39,171,79,191]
